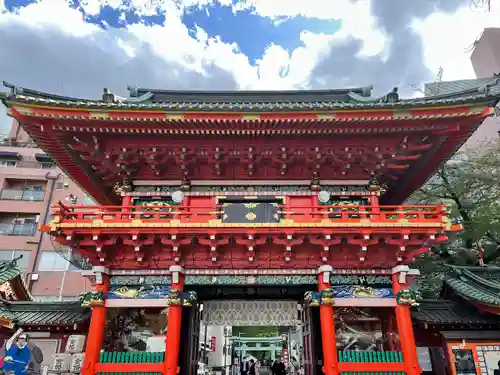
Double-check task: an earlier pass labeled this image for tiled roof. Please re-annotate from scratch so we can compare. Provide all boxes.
[412,299,498,325]
[444,265,500,307]
[425,77,500,96]
[0,300,90,326]
[0,301,15,321]
[2,75,500,112]
[0,260,32,301]
[0,261,21,285]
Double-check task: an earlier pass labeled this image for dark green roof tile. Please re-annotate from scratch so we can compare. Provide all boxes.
[2,301,90,326]
[444,265,500,307]
[0,301,15,321]
[2,76,500,112]
[0,261,22,285]
[412,299,498,325]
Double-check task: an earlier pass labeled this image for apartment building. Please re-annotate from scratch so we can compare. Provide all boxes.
[0,120,93,300]
[423,28,500,150]
[469,28,500,148]
[471,28,500,80]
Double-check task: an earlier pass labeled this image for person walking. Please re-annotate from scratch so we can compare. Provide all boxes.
[289,357,299,375]
[241,358,249,375]
[271,356,286,375]
[255,360,261,375]
[249,359,256,375]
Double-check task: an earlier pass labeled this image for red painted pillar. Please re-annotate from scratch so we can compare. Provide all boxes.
[122,195,132,218]
[82,268,109,375]
[122,195,132,206]
[368,191,380,217]
[165,266,185,375]
[318,265,338,375]
[392,271,421,375]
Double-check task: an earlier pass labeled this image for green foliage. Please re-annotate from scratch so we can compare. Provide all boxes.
[409,140,500,296]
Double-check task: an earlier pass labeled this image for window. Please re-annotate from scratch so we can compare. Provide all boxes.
[39,162,55,169]
[37,251,79,272]
[55,182,64,190]
[82,195,96,206]
[21,186,44,191]
[0,250,31,271]
[0,160,17,168]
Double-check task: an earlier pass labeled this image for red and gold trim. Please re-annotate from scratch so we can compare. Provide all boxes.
[8,103,493,123]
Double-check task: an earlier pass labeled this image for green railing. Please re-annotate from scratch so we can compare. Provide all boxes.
[98,352,165,363]
[337,351,404,363]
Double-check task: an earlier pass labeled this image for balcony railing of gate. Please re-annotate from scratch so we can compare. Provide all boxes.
[337,350,406,373]
[50,204,448,226]
[338,350,403,363]
[96,351,165,374]
[0,189,45,201]
[93,350,406,374]
[0,223,37,236]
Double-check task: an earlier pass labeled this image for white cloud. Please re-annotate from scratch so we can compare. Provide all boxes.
[235,0,388,58]
[0,0,498,136]
[2,0,98,36]
[414,0,500,81]
[0,0,245,132]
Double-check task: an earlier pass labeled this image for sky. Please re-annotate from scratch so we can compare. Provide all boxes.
[0,0,499,132]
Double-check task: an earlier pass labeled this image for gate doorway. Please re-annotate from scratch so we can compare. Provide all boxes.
[181,298,321,375]
[179,302,202,375]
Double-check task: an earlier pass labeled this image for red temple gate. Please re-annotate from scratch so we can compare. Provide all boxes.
[1,78,499,375]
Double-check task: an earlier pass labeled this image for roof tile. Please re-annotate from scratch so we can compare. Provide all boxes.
[444,265,500,307]
[412,299,498,325]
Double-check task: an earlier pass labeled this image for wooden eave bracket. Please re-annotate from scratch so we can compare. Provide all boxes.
[0,318,14,329]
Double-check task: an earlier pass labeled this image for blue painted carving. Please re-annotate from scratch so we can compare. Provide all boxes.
[332,285,393,298]
[108,285,171,299]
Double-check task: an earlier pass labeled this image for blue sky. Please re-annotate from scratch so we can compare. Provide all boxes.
[0,0,499,131]
[5,0,342,65]
[181,3,342,64]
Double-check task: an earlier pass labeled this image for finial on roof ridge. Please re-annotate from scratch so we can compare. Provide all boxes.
[361,85,374,97]
[127,85,140,98]
[379,87,399,103]
[2,82,23,95]
[102,88,116,103]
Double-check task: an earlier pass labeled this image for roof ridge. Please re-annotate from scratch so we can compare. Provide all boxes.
[2,81,83,102]
[130,86,375,96]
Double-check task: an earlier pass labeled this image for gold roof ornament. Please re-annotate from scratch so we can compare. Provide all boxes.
[113,178,133,195]
[310,172,321,191]
[367,177,381,192]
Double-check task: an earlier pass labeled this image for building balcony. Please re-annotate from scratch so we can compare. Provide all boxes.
[48,203,454,231]
[0,188,44,201]
[45,203,458,268]
[0,223,37,236]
